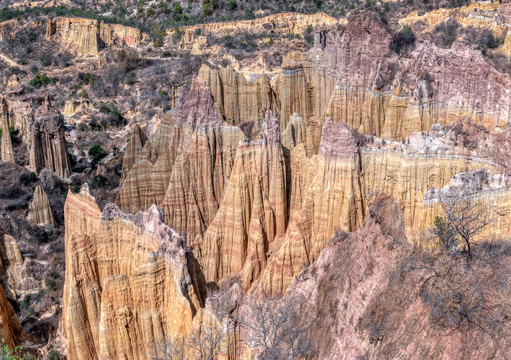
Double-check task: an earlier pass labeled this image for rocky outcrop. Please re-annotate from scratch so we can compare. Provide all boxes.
[170,12,341,51]
[0,96,71,177]
[200,109,288,288]
[0,229,25,348]
[198,64,277,126]
[0,98,14,163]
[46,18,148,57]
[28,185,56,227]
[62,100,90,115]
[117,80,244,244]
[120,125,147,181]
[63,187,206,360]
[260,118,364,294]
[28,101,71,178]
[317,12,511,139]
[275,193,511,359]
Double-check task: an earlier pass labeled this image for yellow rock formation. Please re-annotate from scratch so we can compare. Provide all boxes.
[28,185,56,227]
[0,230,25,348]
[46,18,148,57]
[170,12,341,51]
[0,98,14,163]
[63,187,205,360]
[200,110,287,288]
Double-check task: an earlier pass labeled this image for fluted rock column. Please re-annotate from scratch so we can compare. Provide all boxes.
[200,109,288,288]
[28,185,56,227]
[0,99,14,163]
[260,118,365,295]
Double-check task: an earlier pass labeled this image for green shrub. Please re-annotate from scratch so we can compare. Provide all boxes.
[0,339,26,360]
[173,2,183,18]
[45,278,57,291]
[88,144,106,158]
[229,0,237,10]
[71,185,81,193]
[162,51,171,57]
[28,172,37,183]
[125,71,136,85]
[159,90,169,96]
[29,73,54,88]
[194,28,202,36]
[172,27,184,43]
[45,349,61,360]
[244,9,255,20]
[9,126,19,137]
[304,25,314,44]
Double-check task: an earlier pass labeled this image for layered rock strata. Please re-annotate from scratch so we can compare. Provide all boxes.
[170,12,341,51]
[46,18,148,57]
[28,185,56,227]
[320,12,511,139]
[63,187,205,360]
[260,118,364,294]
[198,64,276,126]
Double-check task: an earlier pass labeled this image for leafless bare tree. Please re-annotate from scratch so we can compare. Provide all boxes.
[242,293,313,360]
[436,190,493,258]
[148,324,231,360]
[186,324,231,360]
[148,335,187,360]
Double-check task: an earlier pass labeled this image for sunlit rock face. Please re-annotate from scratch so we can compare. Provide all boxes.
[63,188,206,360]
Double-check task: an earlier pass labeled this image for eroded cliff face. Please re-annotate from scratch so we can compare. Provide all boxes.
[28,101,71,178]
[53,8,511,359]
[0,229,25,349]
[200,109,287,288]
[0,96,71,177]
[28,185,56,227]
[0,98,14,163]
[63,187,206,360]
[170,12,341,52]
[277,194,511,359]
[45,17,148,57]
[320,12,511,138]
[198,64,277,126]
[117,80,244,243]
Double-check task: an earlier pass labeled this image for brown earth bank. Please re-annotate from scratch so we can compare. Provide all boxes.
[2,2,511,359]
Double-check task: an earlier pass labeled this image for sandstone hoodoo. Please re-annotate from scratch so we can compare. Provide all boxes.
[27,185,56,227]
[4,1,511,358]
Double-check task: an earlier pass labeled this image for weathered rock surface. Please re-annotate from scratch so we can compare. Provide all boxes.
[117,80,244,244]
[198,64,276,126]
[28,185,56,227]
[200,109,287,288]
[277,194,511,359]
[0,96,71,177]
[0,229,25,348]
[29,100,71,178]
[260,118,364,294]
[170,12,341,51]
[0,98,14,163]
[46,17,148,57]
[319,12,511,139]
[63,187,206,360]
